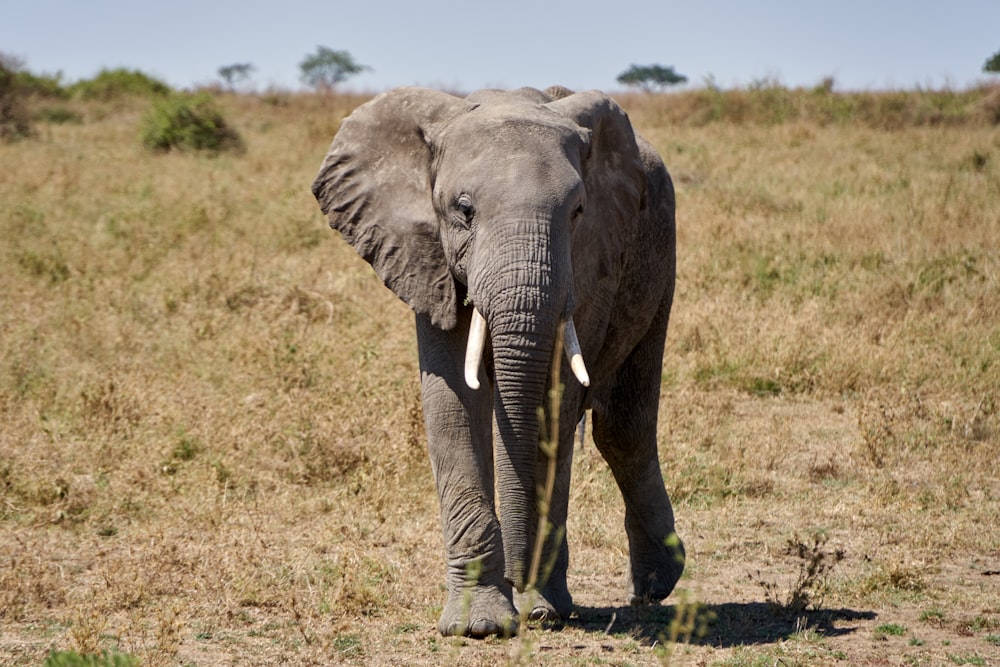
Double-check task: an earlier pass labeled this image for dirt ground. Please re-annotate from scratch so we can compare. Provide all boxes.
[3,395,997,666]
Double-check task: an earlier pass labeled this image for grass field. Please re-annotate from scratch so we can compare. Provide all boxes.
[2,87,999,666]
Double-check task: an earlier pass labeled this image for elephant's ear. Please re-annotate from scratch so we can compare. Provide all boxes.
[547,90,647,222]
[312,87,473,330]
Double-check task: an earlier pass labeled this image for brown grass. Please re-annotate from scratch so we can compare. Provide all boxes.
[2,88,998,665]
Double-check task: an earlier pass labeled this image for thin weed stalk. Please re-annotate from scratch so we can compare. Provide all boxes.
[527,332,563,594]
[656,589,714,665]
[511,332,566,662]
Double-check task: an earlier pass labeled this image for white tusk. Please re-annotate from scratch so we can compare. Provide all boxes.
[465,308,488,390]
[563,317,591,387]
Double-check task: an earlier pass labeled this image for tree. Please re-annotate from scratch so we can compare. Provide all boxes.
[299,47,370,91]
[985,49,1000,74]
[616,64,688,92]
[218,63,255,91]
[0,52,26,73]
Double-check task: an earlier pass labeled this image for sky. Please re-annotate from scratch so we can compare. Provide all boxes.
[3,1,999,93]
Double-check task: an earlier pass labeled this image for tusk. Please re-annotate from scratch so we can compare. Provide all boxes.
[563,317,591,387]
[465,308,487,390]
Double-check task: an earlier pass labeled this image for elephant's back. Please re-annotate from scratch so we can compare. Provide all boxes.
[630,135,675,286]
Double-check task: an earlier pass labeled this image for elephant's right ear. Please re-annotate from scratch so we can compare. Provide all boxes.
[311,87,473,331]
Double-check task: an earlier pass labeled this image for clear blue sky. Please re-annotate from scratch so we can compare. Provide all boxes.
[3,0,998,92]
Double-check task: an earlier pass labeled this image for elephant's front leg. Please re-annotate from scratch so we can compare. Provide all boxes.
[517,395,579,624]
[416,312,518,638]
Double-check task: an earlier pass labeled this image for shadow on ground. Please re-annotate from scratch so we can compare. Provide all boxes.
[567,601,877,647]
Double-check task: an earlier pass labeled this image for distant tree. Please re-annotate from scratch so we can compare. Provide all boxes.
[0,52,26,73]
[617,64,688,92]
[985,49,1000,74]
[218,63,255,91]
[0,52,65,99]
[299,47,370,91]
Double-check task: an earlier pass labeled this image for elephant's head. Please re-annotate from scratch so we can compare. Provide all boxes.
[312,86,646,589]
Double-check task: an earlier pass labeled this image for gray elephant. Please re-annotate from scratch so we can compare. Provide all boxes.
[311,86,683,637]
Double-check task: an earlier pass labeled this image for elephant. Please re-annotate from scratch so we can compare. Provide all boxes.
[311,85,684,638]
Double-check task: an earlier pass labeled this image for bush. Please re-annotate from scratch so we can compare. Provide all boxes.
[34,106,82,124]
[141,94,244,153]
[0,62,32,141]
[70,68,170,101]
[16,70,68,99]
[980,85,1000,124]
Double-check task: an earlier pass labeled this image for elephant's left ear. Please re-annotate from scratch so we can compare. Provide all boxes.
[547,91,647,220]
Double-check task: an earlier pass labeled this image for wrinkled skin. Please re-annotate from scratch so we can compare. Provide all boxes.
[312,86,684,638]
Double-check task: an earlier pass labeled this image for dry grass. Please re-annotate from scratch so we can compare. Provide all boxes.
[2,88,999,666]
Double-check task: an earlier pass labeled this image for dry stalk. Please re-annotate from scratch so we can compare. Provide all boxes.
[526,332,563,595]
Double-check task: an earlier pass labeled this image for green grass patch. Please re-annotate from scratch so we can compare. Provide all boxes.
[43,649,138,667]
[873,623,907,639]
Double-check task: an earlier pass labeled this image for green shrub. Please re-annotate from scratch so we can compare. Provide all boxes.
[34,106,82,124]
[16,69,68,98]
[141,94,244,153]
[70,68,170,100]
[0,62,32,141]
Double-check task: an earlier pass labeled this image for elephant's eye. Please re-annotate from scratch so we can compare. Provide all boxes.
[455,194,475,226]
[573,203,584,220]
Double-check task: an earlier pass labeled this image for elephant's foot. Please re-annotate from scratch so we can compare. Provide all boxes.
[516,580,573,625]
[438,584,518,638]
[627,530,685,606]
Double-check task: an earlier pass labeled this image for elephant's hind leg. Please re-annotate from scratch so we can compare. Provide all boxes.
[591,308,684,605]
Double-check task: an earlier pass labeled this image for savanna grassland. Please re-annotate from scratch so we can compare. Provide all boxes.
[2,84,999,666]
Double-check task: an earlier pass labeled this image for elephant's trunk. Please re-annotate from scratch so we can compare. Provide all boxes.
[490,313,556,591]
[466,311,589,391]
[467,215,578,592]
